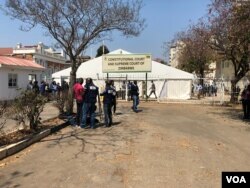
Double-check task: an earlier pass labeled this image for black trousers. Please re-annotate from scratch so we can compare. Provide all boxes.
[112,100,116,114]
[76,102,83,125]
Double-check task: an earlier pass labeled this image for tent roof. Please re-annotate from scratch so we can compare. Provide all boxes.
[52,49,194,80]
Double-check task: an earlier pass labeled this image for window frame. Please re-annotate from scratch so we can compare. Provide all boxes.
[8,73,18,88]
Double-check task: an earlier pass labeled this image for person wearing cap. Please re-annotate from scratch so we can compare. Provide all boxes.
[100,80,116,127]
[80,78,99,129]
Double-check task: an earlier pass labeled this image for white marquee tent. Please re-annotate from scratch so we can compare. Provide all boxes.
[52,49,194,100]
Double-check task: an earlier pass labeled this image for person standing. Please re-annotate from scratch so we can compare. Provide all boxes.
[40,80,46,96]
[121,81,126,100]
[130,80,139,112]
[27,80,33,90]
[73,78,84,126]
[197,83,203,99]
[32,80,40,94]
[81,78,100,129]
[241,86,247,119]
[127,81,132,101]
[147,80,157,99]
[246,85,250,118]
[56,82,62,99]
[100,80,116,127]
[142,81,147,99]
[50,81,58,100]
[110,80,117,115]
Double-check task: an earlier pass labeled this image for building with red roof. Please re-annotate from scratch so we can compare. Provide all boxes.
[12,42,70,82]
[0,56,45,101]
[0,43,71,82]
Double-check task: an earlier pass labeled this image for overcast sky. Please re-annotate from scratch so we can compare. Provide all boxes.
[0,0,211,61]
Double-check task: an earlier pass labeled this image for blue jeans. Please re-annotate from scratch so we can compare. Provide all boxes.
[103,103,112,126]
[132,95,139,111]
[80,103,96,128]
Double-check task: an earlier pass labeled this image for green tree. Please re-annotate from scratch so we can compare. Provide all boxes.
[2,0,145,113]
[0,102,7,134]
[96,45,110,57]
[174,22,215,85]
[208,0,250,102]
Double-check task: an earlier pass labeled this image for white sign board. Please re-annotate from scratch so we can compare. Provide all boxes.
[102,54,152,73]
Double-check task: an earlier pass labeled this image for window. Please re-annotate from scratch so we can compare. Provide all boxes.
[8,73,18,88]
[28,74,37,82]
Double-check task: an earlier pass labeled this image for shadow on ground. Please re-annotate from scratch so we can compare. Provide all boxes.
[206,105,250,125]
[0,170,34,188]
[39,119,143,159]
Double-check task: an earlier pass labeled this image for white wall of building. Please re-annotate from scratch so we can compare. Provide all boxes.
[0,68,42,101]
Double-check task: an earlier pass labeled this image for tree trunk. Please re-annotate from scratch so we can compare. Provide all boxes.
[67,60,77,114]
[199,67,204,86]
[230,79,237,103]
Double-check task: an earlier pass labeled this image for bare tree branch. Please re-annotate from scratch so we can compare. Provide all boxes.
[2,0,145,113]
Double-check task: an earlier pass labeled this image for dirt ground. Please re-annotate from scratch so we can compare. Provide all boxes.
[0,102,249,188]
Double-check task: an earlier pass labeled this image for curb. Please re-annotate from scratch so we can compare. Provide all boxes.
[1,115,60,136]
[0,121,69,160]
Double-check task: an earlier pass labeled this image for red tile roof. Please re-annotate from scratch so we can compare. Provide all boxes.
[0,48,13,55]
[0,56,45,70]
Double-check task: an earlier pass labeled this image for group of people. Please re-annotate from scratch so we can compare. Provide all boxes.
[73,78,118,128]
[194,83,217,99]
[73,78,144,128]
[119,80,157,100]
[202,84,218,97]
[27,80,69,100]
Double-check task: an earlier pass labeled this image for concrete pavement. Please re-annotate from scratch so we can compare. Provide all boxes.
[0,102,250,188]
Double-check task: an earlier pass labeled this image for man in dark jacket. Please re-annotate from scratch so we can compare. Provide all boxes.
[32,81,40,94]
[80,78,99,129]
[130,80,139,112]
[100,80,116,127]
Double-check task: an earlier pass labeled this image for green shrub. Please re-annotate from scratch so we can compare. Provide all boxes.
[13,90,47,130]
[0,102,7,135]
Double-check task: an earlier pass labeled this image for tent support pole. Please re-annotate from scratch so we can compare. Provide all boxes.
[125,74,128,101]
[146,73,148,102]
[107,73,109,80]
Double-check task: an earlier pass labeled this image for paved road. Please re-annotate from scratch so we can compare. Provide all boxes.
[0,102,250,188]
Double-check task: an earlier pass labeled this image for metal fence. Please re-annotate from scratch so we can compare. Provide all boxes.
[52,75,246,104]
[191,77,245,104]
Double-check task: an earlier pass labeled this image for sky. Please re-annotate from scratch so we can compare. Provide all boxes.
[0,0,211,61]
